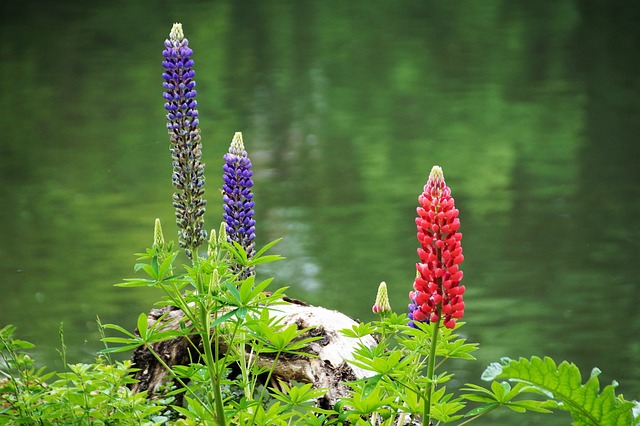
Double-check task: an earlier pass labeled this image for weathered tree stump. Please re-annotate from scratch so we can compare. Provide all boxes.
[129,297,377,409]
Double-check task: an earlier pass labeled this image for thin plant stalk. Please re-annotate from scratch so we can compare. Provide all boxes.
[143,342,213,417]
[199,298,226,426]
[424,313,441,426]
[249,351,283,426]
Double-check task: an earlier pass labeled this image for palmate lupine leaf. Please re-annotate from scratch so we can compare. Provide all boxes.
[482,356,638,425]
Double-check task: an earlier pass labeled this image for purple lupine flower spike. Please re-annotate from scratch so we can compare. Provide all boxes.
[162,23,206,259]
[222,132,256,277]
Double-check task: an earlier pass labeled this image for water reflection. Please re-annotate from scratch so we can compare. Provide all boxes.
[0,2,639,424]
[260,207,322,294]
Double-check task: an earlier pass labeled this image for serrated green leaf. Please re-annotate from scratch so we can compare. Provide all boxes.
[481,360,504,381]
[487,356,635,425]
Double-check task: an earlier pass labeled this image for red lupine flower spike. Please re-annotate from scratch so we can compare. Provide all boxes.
[408,166,465,329]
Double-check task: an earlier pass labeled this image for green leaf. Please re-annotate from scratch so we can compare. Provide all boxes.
[461,381,554,416]
[101,323,139,339]
[157,252,178,279]
[100,344,141,354]
[101,336,141,345]
[253,238,282,259]
[248,319,321,355]
[210,308,240,328]
[114,278,156,288]
[238,276,257,303]
[340,385,395,416]
[225,240,249,265]
[136,313,149,340]
[270,381,329,412]
[339,322,376,339]
[240,277,273,305]
[135,262,157,280]
[464,403,499,417]
[236,306,248,320]
[481,356,636,425]
[429,386,466,422]
[361,373,383,398]
[436,334,478,360]
[10,339,35,350]
[248,254,285,266]
[224,281,242,303]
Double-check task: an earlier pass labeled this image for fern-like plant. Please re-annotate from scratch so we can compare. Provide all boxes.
[464,356,640,425]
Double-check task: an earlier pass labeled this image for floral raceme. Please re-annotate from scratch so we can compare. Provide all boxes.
[408,166,464,329]
[162,23,206,259]
[222,132,256,277]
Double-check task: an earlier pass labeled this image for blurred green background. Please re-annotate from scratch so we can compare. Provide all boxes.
[1,1,638,424]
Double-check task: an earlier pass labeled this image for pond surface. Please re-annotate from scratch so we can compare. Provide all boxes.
[1,1,639,424]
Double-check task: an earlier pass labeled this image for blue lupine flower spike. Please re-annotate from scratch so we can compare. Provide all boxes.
[162,23,207,259]
[222,132,256,278]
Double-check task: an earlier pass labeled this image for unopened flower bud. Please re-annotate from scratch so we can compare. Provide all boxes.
[207,228,217,258]
[217,221,227,245]
[372,281,392,315]
[153,218,165,250]
[169,23,184,41]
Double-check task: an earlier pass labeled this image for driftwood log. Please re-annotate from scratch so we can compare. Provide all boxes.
[129,297,378,409]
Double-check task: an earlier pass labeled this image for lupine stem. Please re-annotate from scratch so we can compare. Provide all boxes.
[200,295,226,426]
[143,343,212,417]
[250,351,282,426]
[424,239,445,425]
[424,303,441,426]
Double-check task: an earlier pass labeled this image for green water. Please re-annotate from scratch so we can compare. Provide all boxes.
[1,1,639,424]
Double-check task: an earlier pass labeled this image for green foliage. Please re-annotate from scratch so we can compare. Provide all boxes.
[0,325,167,425]
[477,356,639,426]
[3,295,639,425]
[1,224,638,425]
[461,381,555,418]
[98,228,330,426]
[338,317,478,425]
